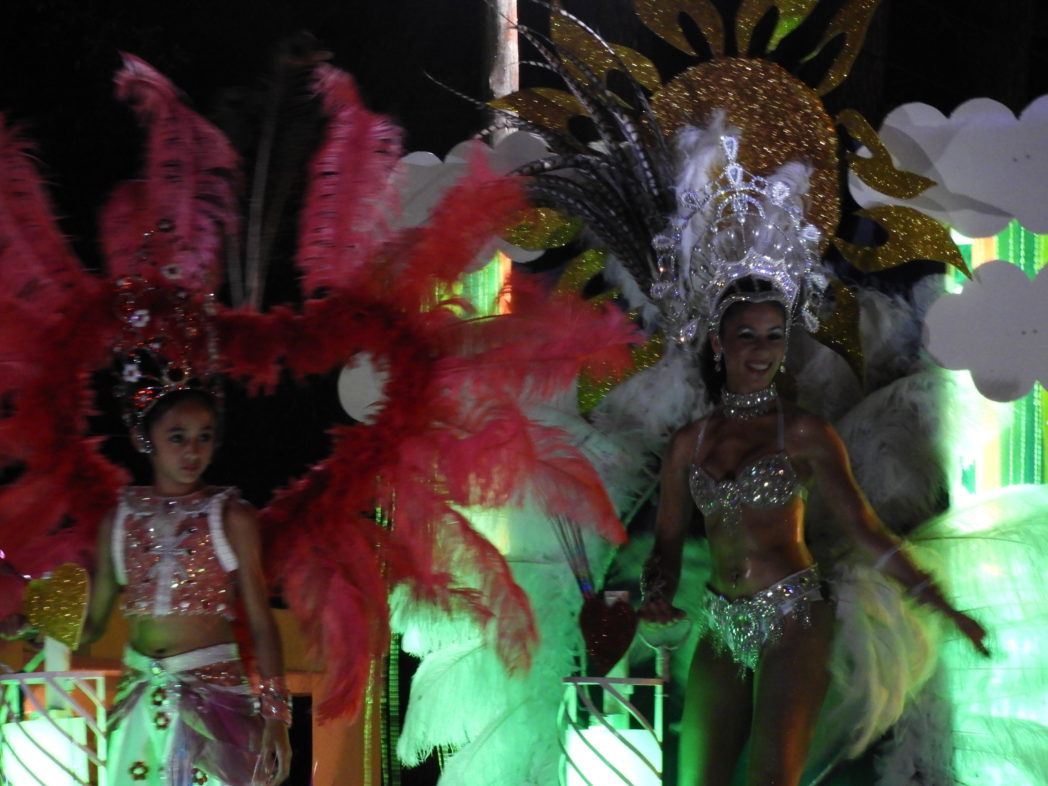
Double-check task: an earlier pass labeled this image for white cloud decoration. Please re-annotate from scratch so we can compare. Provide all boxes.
[338,352,389,423]
[395,131,552,268]
[849,96,1048,237]
[923,260,1048,401]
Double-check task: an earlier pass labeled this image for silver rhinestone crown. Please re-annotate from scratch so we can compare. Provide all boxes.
[650,135,828,345]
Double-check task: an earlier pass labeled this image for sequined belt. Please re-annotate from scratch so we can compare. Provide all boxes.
[122,642,252,693]
[705,564,826,671]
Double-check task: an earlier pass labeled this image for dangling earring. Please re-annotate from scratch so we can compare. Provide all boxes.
[714,352,723,372]
[132,428,155,455]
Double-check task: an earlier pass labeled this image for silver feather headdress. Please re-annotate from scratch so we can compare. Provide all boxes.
[651,133,828,346]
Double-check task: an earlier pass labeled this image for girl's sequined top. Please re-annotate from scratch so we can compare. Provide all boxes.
[689,400,804,526]
[112,486,239,620]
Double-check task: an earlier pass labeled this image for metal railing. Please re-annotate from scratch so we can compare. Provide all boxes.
[1,650,108,786]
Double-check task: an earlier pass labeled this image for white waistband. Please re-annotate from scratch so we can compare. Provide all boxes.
[123,642,240,673]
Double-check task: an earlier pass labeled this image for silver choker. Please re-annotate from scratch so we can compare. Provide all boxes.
[722,384,777,420]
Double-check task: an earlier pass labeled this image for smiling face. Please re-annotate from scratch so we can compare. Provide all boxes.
[711,300,787,394]
[144,396,217,495]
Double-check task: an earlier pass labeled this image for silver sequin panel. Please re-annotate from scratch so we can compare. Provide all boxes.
[690,451,800,527]
[705,565,825,670]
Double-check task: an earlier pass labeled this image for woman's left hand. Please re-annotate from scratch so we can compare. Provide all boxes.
[255,718,292,784]
[950,609,991,657]
[0,613,36,641]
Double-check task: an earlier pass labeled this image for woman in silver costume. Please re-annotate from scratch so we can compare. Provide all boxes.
[638,277,990,786]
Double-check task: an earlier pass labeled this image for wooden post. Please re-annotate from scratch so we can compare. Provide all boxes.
[487,0,519,101]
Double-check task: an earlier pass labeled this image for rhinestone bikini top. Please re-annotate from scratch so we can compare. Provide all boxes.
[689,398,804,525]
[113,486,239,620]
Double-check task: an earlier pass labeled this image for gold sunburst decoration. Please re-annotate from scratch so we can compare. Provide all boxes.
[650,57,840,251]
[495,0,969,398]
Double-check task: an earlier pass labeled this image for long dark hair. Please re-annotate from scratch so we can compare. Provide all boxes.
[698,278,787,404]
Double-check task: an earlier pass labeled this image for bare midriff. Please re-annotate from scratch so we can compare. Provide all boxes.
[704,495,814,598]
[127,614,236,658]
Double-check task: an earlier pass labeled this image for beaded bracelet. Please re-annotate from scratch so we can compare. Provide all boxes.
[906,577,936,600]
[873,542,904,571]
[873,544,943,604]
[257,676,292,726]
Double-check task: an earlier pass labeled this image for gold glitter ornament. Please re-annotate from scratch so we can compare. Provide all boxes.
[578,331,664,414]
[504,1,950,393]
[634,0,725,57]
[555,249,608,296]
[651,57,841,250]
[23,562,89,649]
[837,109,935,199]
[505,208,581,250]
[736,0,820,54]
[805,0,883,96]
[813,280,864,382]
[556,249,663,413]
[551,11,662,94]
[833,205,971,278]
[490,87,583,135]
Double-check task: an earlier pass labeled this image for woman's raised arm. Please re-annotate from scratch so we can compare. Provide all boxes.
[798,414,989,656]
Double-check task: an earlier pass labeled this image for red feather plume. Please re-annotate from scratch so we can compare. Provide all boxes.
[0,118,125,577]
[222,135,638,717]
[0,119,87,313]
[3,56,639,729]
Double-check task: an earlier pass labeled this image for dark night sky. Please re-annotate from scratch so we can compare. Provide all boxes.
[3,0,1046,245]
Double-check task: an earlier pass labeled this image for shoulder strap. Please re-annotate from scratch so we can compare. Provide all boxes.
[207,488,240,573]
[111,492,130,586]
[691,415,712,467]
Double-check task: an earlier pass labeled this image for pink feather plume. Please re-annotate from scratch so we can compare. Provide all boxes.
[296,64,402,296]
[105,54,239,291]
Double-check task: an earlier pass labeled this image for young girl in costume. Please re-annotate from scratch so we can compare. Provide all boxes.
[82,373,292,785]
[638,139,989,786]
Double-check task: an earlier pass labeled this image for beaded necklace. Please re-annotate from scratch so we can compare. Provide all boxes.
[722,383,777,420]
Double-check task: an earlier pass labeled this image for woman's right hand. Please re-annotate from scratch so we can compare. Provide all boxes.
[255,718,292,785]
[638,598,687,626]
